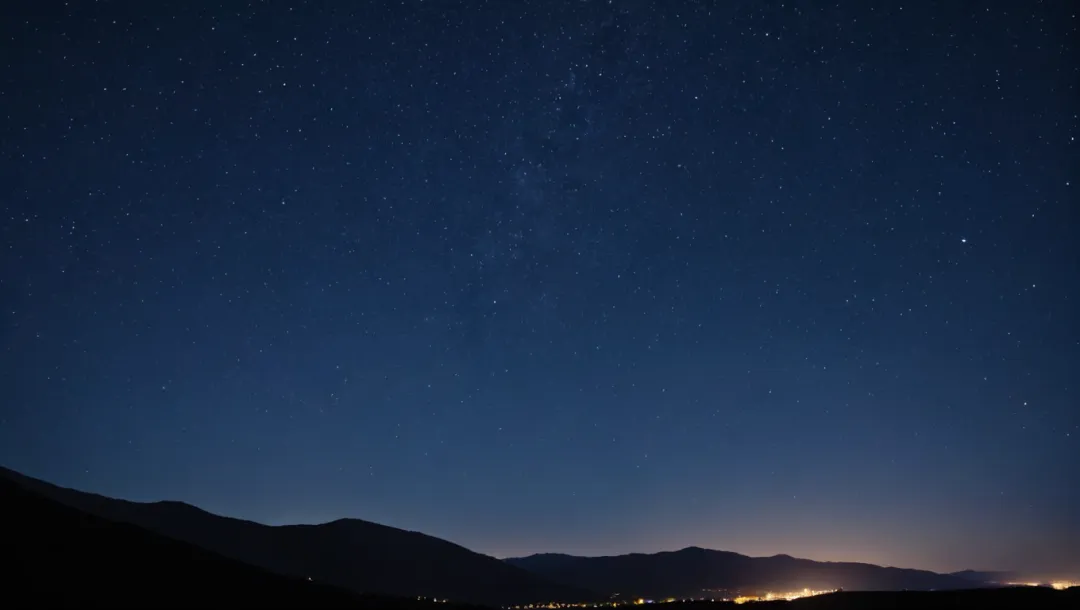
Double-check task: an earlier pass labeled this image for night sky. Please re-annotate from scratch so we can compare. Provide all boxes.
[1,1,1076,577]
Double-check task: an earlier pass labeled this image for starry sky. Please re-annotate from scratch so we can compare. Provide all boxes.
[1,0,1076,577]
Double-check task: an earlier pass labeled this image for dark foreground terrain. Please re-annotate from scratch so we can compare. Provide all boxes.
[0,476,483,609]
[660,587,1080,610]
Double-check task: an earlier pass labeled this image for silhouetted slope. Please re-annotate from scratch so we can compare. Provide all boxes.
[0,476,483,609]
[507,546,986,599]
[0,466,591,607]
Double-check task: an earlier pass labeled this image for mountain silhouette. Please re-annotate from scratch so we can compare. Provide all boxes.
[0,466,593,607]
[506,546,990,599]
[948,569,1018,583]
[1,474,487,609]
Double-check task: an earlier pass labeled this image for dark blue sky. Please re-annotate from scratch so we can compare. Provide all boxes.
[1,0,1076,576]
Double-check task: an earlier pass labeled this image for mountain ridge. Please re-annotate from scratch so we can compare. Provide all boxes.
[506,546,994,599]
[2,465,1035,604]
[1,474,484,609]
[0,465,595,607]
[5,465,1074,610]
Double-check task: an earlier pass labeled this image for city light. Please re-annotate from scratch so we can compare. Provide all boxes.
[1005,581,1078,590]
[503,579,1080,610]
[733,588,836,604]
[508,587,837,609]
[1050,581,1077,590]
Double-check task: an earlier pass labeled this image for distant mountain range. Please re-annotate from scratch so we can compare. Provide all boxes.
[948,569,1019,584]
[0,466,592,607]
[505,547,991,599]
[3,465,1045,607]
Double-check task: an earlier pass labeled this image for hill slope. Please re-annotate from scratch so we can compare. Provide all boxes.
[506,546,987,599]
[0,466,592,607]
[0,475,483,609]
